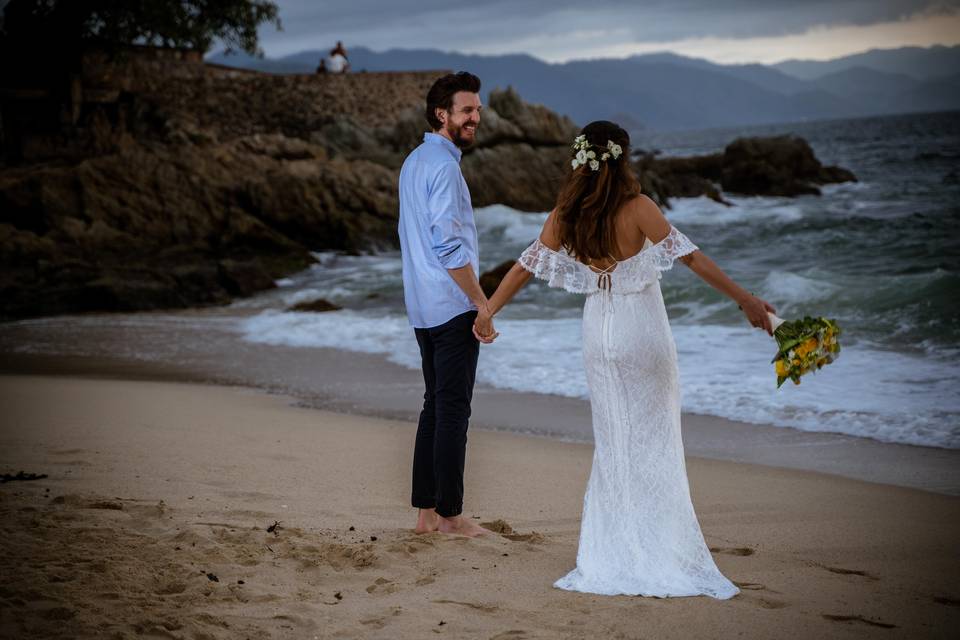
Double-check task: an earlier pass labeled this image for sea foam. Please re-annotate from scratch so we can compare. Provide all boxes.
[238,308,960,449]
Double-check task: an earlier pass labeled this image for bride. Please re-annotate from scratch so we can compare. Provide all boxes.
[476,120,776,599]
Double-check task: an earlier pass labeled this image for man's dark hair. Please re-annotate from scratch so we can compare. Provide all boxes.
[425,71,481,130]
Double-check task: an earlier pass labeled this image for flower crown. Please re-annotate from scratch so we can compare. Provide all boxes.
[571,134,623,171]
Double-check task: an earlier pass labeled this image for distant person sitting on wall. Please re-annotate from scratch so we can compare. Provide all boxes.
[327,41,350,74]
[316,58,327,74]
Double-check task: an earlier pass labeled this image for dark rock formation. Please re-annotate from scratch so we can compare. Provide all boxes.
[720,135,857,196]
[636,135,857,205]
[479,260,517,298]
[0,49,575,319]
[463,88,578,210]
[635,153,731,206]
[288,298,343,313]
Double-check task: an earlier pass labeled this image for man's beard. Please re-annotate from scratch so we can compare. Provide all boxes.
[446,121,477,149]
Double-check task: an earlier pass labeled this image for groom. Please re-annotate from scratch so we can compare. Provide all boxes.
[398,71,495,537]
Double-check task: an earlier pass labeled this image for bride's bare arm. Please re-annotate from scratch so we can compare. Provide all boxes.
[631,195,777,334]
[487,263,532,316]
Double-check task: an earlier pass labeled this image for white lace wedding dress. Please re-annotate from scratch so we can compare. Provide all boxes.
[518,226,739,600]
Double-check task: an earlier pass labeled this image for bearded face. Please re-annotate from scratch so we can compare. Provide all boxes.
[439,91,481,149]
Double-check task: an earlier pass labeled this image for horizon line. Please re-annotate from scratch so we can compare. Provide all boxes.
[212,42,958,68]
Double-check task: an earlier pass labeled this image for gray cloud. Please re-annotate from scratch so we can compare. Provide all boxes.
[256,0,960,57]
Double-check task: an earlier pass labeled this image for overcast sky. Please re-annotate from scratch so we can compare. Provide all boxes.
[254,0,960,64]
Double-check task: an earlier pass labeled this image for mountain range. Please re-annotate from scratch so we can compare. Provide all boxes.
[208,45,960,131]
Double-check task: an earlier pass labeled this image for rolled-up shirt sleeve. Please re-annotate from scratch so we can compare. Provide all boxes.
[427,162,470,269]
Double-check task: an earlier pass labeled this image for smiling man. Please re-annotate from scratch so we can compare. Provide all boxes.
[398,71,493,537]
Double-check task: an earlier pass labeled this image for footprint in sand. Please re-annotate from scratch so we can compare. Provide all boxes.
[480,519,546,544]
[820,565,879,580]
[271,613,316,632]
[294,541,377,570]
[154,582,187,595]
[366,577,399,595]
[53,459,93,467]
[360,616,388,629]
[433,599,499,614]
[733,581,766,591]
[387,536,436,555]
[754,597,789,610]
[77,499,124,511]
[822,614,896,629]
[50,448,87,456]
[709,546,755,556]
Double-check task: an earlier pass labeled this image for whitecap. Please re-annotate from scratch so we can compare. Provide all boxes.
[666,195,804,226]
[475,204,548,244]
[761,270,839,305]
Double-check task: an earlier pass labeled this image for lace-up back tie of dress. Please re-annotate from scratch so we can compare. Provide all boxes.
[589,259,618,292]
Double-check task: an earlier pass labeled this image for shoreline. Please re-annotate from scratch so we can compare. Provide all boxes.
[3,344,959,496]
[1,373,958,639]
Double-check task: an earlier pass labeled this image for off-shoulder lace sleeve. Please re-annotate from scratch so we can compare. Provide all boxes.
[646,226,699,271]
[518,239,594,294]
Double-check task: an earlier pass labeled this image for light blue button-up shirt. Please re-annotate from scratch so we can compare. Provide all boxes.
[398,133,479,329]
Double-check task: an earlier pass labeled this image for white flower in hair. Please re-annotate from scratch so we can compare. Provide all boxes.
[571,133,624,171]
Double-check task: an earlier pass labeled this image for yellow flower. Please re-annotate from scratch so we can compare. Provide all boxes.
[775,360,789,376]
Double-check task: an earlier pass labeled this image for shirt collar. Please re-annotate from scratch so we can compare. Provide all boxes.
[423,132,462,162]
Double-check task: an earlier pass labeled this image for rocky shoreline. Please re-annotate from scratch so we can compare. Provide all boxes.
[0,48,855,319]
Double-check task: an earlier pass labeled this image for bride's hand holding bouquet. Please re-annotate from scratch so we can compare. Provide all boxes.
[736,292,778,335]
[736,293,842,388]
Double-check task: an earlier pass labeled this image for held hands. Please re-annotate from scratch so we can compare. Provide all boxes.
[472,305,499,344]
[737,293,777,335]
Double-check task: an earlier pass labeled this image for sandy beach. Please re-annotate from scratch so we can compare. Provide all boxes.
[2,373,958,639]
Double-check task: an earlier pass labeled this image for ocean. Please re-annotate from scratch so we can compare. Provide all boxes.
[236,111,960,449]
[3,111,958,450]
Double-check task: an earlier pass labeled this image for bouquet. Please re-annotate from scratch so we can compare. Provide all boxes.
[768,313,841,388]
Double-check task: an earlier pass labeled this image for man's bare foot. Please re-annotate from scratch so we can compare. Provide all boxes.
[414,508,440,534]
[437,515,488,538]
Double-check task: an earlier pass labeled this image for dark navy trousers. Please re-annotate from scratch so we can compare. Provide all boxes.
[411,310,479,518]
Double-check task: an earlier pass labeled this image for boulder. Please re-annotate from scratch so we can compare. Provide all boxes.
[486,87,578,145]
[463,144,569,211]
[635,153,731,206]
[479,260,517,298]
[288,298,343,313]
[633,136,857,205]
[720,135,856,196]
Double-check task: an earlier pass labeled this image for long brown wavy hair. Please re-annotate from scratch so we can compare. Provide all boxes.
[555,120,640,262]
